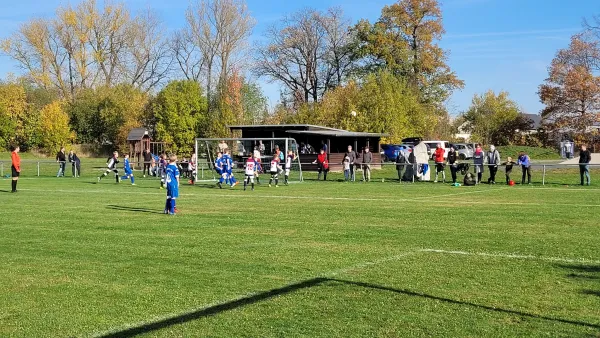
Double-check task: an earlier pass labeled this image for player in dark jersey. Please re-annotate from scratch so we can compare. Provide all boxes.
[98,151,120,183]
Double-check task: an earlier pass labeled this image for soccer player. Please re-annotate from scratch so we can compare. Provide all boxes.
[244,155,256,191]
[188,152,197,185]
[268,155,280,187]
[121,154,136,185]
[223,149,238,188]
[10,145,20,193]
[284,150,296,185]
[164,155,180,215]
[215,152,226,189]
[98,151,120,183]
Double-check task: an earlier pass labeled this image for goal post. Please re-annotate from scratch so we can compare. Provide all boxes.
[194,137,303,183]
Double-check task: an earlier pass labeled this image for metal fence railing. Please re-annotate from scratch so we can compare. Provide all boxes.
[1,160,597,187]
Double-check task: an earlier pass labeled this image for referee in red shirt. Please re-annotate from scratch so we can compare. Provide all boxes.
[10,145,21,193]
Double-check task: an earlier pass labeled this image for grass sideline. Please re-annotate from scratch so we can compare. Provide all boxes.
[1,166,600,337]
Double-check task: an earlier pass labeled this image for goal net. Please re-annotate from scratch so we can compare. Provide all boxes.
[194,137,303,183]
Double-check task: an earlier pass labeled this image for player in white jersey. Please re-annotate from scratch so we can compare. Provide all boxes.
[284,150,296,185]
[244,156,256,191]
[268,155,280,187]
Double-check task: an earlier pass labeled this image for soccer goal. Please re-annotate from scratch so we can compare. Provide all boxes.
[194,137,303,183]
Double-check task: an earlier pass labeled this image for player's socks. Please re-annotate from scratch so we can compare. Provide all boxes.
[170,199,176,214]
[130,175,135,184]
[285,175,289,185]
[11,180,17,192]
[115,174,119,183]
[244,180,247,190]
[275,178,278,186]
[164,198,170,214]
[251,183,254,191]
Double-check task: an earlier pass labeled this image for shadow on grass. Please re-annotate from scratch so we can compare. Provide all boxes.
[106,205,164,214]
[96,277,600,338]
[559,263,600,299]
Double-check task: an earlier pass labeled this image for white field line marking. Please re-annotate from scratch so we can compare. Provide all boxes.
[90,250,419,337]
[88,247,600,337]
[18,188,502,204]
[422,249,600,265]
[432,200,600,208]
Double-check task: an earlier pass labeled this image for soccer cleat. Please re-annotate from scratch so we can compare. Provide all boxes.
[97,177,101,183]
[268,184,272,187]
[232,182,239,187]
[159,186,164,190]
[275,185,279,188]
[217,182,222,189]
[143,175,146,178]
[131,183,136,186]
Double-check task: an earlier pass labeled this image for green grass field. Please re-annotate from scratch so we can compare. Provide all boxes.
[1,163,599,337]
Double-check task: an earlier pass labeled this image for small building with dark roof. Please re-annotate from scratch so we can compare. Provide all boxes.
[127,128,151,168]
[228,124,387,171]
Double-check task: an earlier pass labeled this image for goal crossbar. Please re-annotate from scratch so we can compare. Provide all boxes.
[194,137,303,183]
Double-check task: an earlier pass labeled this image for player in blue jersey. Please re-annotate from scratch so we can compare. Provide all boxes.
[223,149,238,188]
[215,152,226,189]
[164,155,180,215]
[121,154,136,185]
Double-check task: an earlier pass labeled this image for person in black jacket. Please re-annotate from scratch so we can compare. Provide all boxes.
[447,146,458,184]
[143,149,153,177]
[68,150,81,177]
[579,145,592,186]
[56,147,66,177]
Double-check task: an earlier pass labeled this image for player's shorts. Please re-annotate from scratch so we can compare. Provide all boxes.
[11,165,20,177]
[436,163,445,172]
[245,174,255,183]
[167,184,179,199]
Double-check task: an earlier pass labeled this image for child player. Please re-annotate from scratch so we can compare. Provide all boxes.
[121,154,136,185]
[164,155,180,215]
[244,155,256,191]
[98,151,120,183]
[268,154,280,187]
[215,152,226,189]
[188,152,197,185]
[223,149,238,188]
[284,150,296,185]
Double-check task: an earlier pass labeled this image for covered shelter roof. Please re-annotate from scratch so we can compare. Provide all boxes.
[127,128,150,141]
[285,129,388,138]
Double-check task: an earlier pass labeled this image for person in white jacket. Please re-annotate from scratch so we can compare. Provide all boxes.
[486,145,501,184]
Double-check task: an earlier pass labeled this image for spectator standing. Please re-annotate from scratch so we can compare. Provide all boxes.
[143,149,152,177]
[579,145,591,186]
[343,156,351,181]
[517,151,532,185]
[313,149,329,181]
[68,150,81,177]
[473,145,485,184]
[10,145,21,193]
[396,146,408,181]
[486,145,501,184]
[322,141,328,153]
[56,147,66,177]
[564,142,573,159]
[362,147,373,182]
[343,145,358,181]
[433,144,446,183]
[218,140,229,153]
[447,146,458,184]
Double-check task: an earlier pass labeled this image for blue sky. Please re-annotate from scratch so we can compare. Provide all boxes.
[0,0,597,115]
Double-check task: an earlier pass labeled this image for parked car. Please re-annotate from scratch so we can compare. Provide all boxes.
[423,141,450,160]
[380,144,414,162]
[450,143,474,160]
[401,137,422,146]
[380,144,401,162]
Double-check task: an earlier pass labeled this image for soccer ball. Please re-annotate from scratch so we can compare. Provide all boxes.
[508,180,515,186]
[351,111,357,117]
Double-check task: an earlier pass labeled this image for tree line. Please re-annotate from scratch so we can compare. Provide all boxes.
[1,0,598,154]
